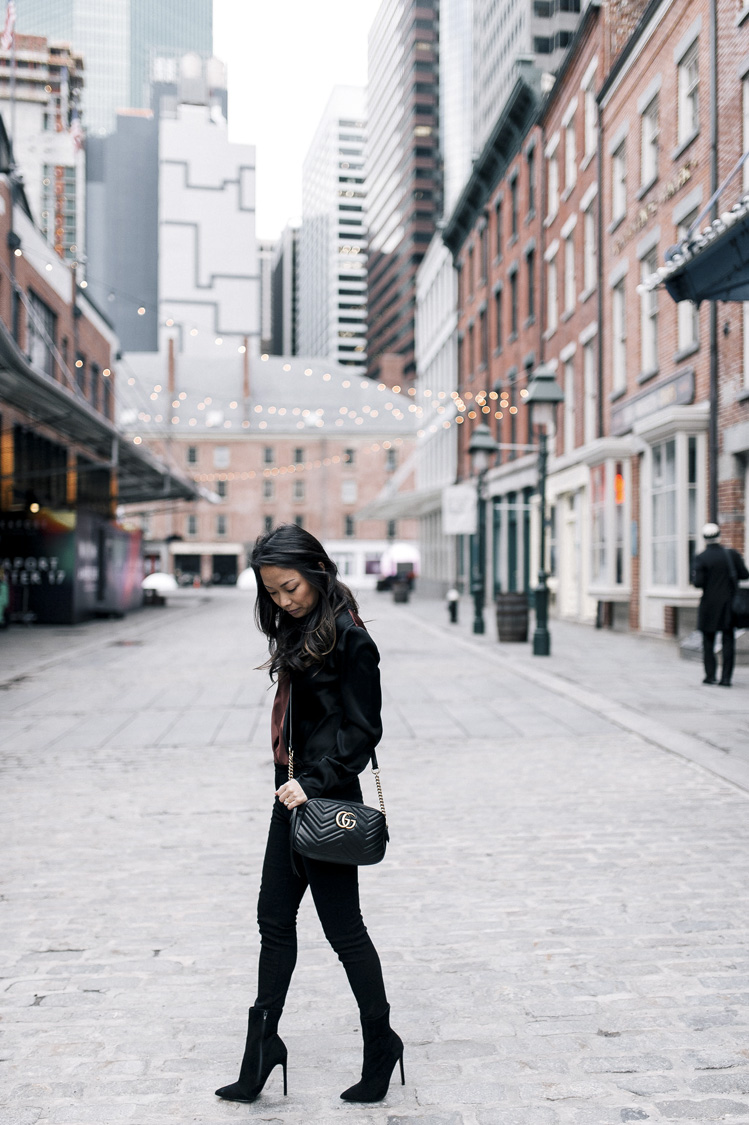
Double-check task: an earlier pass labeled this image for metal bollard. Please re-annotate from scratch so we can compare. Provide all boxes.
[446,587,459,624]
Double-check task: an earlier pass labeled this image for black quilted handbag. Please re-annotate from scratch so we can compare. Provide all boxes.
[286,687,389,870]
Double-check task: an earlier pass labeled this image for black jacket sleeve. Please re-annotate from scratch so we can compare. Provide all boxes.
[295,625,383,799]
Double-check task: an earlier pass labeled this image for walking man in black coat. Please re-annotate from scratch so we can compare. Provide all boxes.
[691,523,749,686]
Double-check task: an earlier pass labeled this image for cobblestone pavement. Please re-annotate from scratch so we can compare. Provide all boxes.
[2,589,749,1125]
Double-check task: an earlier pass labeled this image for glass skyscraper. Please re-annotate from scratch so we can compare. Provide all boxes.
[13,0,212,135]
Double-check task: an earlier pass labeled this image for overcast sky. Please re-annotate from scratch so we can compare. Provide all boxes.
[213,0,380,242]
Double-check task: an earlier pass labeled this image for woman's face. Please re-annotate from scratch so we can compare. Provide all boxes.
[260,565,320,620]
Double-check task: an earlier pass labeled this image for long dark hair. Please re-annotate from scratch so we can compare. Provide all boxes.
[250,524,358,679]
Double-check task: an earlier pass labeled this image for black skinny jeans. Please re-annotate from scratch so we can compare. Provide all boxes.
[254,797,388,1019]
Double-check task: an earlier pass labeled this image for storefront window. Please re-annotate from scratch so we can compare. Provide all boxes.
[687,436,698,575]
[652,438,677,585]
[615,461,625,584]
[590,463,606,581]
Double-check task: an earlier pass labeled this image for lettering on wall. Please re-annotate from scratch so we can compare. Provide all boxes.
[612,160,697,257]
[0,556,67,585]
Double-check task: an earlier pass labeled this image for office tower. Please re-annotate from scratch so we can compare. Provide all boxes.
[366,0,439,385]
[473,0,585,154]
[258,240,275,355]
[297,86,367,370]
[271,224,300,356]
[440,0,474,220]
[13,0,212,135]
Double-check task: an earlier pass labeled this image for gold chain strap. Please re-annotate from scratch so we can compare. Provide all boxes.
[372,767,387,820]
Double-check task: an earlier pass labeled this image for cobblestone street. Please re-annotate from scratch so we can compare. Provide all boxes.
[3,590,749,1125]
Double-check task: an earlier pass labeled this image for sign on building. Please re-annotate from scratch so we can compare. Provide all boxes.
[442,482,477,536]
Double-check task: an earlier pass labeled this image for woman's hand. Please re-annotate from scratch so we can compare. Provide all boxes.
[276,779,308,810]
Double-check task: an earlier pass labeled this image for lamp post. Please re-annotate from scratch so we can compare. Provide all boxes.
[468,421,499,634]
[524,363,564,656]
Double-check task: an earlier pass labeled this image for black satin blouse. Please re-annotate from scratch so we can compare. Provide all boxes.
[280,609,383,801]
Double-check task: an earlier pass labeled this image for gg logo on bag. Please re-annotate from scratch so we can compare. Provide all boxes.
[335,809,357,831]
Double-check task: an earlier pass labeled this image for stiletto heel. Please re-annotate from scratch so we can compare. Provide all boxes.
[282,1056,288,1096]
[340,1005,404,1102]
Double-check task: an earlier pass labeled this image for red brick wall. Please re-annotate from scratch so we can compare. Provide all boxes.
[599,0,713,435]
[143,433,419,549]
[0,180,116,419]
[715,0,749,551]
[455,125,543,480]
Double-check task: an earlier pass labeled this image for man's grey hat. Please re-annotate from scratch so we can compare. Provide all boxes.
[702,522,721,540]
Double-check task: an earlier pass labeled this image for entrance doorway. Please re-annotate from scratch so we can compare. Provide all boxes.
[174,554,201,586]
[211,554,238,585]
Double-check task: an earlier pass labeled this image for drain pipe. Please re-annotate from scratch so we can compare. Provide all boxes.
[708,0,719,522]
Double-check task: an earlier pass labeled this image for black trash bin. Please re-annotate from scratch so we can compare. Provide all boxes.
[495,592,528,642]
[392,580,410,604]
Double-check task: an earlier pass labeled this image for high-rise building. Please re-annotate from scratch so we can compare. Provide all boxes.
[366,0,440,386]
[13,0,212,135]
[297,86,367,371]
[0,34,85,259]
[258,240,275,355]
[271,223,300,357]
[440,0,474,221]
[472,0,585,154]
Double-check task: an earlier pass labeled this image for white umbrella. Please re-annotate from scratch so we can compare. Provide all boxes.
[142,572,178,592]
[236,567,258,591]
[379,543,421,578]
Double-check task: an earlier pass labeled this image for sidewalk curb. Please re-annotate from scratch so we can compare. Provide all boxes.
[401,606,749,797]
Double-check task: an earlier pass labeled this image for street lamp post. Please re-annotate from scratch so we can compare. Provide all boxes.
[524,364,565,657]
[468,422,499,635]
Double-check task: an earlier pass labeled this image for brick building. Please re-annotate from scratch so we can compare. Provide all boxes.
[713,0,749,562]
[0,118,197,624]
[444,59,545,599]
[123,354,419,588]
[537,10,604,625]
[598,0,749,637]
[438,0,749,638]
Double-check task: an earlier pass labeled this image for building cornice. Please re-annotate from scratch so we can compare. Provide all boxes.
[442,67,543,259]
[597,0,674,109]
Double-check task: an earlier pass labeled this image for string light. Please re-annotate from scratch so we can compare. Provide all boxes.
[120,354,531,469]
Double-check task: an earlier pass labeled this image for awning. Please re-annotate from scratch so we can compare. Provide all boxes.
[356,486,444,522]
[0,316,202,504]
[641,192,749,304]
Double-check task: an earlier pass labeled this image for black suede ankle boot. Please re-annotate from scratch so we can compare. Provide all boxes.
[215,1006,287,1103]
[340,1005,404,1103]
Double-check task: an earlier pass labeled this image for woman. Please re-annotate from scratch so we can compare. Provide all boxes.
[215,524,403,1106]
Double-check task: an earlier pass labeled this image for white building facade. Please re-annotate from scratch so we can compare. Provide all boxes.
[120,61,259,454]
[156,84,258,361]
[297,86,367,371]
[414,235,460,594]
